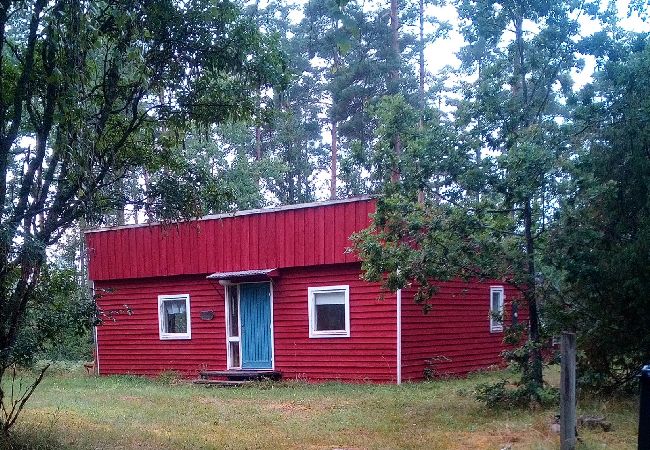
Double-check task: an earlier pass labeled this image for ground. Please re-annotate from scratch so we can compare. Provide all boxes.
[4,365,638,449]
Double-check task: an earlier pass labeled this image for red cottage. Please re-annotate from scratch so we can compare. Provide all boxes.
[86,196,520,383]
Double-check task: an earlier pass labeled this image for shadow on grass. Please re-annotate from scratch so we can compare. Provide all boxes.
[0,427,68,450]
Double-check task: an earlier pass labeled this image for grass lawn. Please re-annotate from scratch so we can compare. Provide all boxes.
[4,365,638,450]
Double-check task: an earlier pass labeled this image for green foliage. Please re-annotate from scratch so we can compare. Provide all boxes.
[12,266,93,366]
[475,379,558,409]
[544,35,650,392]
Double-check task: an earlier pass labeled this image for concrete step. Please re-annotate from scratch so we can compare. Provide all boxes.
[192,379,253,387]
[199,370,282,381]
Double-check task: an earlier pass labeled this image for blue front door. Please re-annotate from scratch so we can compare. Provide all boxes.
[239,283,273,369]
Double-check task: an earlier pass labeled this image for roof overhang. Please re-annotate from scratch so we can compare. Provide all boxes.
[206,268,279,285]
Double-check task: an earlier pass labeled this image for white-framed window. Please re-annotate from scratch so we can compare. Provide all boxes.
[308,285,350,338]
[158,294,191,340]
[225,285,241,369]
[490,286,505,333]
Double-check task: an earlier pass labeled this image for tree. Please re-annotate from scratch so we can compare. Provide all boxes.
[354,0,592,403]
[0,0,284,433]
[546,34,650,392]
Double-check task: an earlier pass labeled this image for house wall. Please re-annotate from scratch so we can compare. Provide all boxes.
[400,281,523,381]
[274,264,397,383]
[94,275,226,377]
[94,263,398,382]
[86,198,375,281]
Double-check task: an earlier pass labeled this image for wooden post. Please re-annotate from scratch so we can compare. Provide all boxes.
[560,332,577,450]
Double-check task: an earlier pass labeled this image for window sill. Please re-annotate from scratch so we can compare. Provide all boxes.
[159,333,192,340]
[309,331,350,339]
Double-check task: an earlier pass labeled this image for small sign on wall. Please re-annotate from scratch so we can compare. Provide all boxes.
[200,310,215,320]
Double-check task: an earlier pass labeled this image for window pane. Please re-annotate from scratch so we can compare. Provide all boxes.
[315,303,345,331]
[164,299,187,333]
[229,341,240,368]
[314,291,345,305]
[491,291,502,311]
[228,287,239,337]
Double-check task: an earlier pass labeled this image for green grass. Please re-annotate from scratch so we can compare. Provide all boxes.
[3,365,639,449]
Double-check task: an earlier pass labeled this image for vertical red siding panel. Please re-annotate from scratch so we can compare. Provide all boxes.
[265,212,274,268]
[304,208,315,266]
[197,223,207,274]
[224,218,234,270]
[95,233,105,280]
[129,228,139,278]
[188,223,198,273]
[257,213,267,268]
[269,212,279,268]
[118,230,129,279]
[323,206,335,264]
[295,209,305,267]
[315,206,325,265]
[132,227,142,278]
[178,225,188,275]
[234,217,243,270]
[249,214,259,269]
[107,231,116,279]
[214,219,223,272]
[284,210,295,267]
[204,220,214,272]
[141,227,151,277]
[343,202,356,263]
[151,226,161,277]
[160,226,171,275]
[171,226,181,275]
[334,205,346,263]
[239,216,248,269]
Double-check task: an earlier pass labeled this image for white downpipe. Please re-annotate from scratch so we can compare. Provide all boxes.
[396,289,402,385]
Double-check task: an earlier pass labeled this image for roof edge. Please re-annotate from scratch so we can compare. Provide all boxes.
[85,195,375,234]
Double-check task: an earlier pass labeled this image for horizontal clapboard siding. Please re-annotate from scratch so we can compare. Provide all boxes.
[273,264,397,383]
[86,198,375,281]
[400,281,525,381]
[95,264,397,382]
[95,276,226,377]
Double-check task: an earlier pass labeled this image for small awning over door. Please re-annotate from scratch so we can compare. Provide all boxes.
[206,268,279,283]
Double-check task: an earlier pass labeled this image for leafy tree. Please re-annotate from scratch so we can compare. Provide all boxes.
[354,0,594,404]
[545,34,650,392]
[0,0,284,433]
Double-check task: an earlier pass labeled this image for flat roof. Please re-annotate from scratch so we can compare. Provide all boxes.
[85,195,374,234]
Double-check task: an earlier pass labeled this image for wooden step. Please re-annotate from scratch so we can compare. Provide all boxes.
[192,379,253,387]
[199,370,282,381]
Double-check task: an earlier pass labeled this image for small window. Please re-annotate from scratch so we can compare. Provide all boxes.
[490,286,504,333]
[308,285,350,338]
[158,294,191,340]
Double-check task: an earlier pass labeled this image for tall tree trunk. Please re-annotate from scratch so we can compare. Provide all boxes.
[390,0,401,183]
[255,125,262,161]
[330,120,338,199]
[524,198,543,388]
[417,0,425,203]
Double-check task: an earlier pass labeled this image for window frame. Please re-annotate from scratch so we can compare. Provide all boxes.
[225,284,242,369]
[489,286,505,333]
[308,285,350,339]
[158,294,192,340]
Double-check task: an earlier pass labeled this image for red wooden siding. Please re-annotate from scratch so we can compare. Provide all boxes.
[86,198,376,281]
[273,264,397,383]
[94,263,397,382]
[95,276,226,377]
[400,281,524,381]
